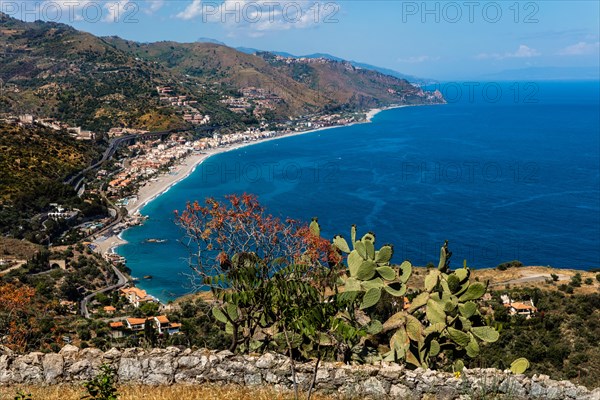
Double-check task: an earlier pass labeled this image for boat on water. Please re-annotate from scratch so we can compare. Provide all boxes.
[143,275,153,280]
[145,238,167,243]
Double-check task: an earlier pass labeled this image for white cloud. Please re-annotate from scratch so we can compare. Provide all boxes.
[175,0,339,36]
[557,41,600,56]
[146,0,165,15]
[475,45,541,60]
[397,55,440,64]
[176,0,203,20]
[512,44,540,58]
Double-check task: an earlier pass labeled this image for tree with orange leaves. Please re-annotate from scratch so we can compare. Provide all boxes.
[0,282,36,351]
[176,195,400,400]
[176,194,341,353]
[176,193,338,290]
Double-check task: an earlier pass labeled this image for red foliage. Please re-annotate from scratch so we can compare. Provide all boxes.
[176,194,337,284]
[293,225,341,267]
[0,283,36,351]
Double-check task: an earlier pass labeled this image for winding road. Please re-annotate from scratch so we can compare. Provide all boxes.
[65,130,174,192]
[80,264,129,318]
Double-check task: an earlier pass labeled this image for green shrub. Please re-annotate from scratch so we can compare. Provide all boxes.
[558,284,568,292]
[571,273,582,287]
[81,364,118,400]
[497,260,523,271]
[14,390,33,400]
[565,285,574,294]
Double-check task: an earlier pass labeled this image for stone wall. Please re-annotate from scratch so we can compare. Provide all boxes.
[1,345,599,399]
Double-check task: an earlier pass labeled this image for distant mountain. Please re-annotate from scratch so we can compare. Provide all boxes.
[235,46,259,55]
[104,39,444,117]
[236,47,298,58]
[0,14,443,132]
[347,61,432,85]
[302,53,345,62]
[482,67,600,81]
[236,47,431,84]
[197,37,226,46]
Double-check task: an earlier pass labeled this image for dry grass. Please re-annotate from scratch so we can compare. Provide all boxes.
[0,237,42,260]
[473,266,600,294]
[0,384,343,400]
[175,266,600,307]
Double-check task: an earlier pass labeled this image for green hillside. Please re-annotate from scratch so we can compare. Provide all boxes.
[0,15,232,131]
[0,122,98,203]
[1,14,443,133]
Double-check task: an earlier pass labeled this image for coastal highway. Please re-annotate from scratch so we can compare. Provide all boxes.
[85,200,123,242]
[80,264,129,319]
[63,122,293,192]
[64,130,174,192]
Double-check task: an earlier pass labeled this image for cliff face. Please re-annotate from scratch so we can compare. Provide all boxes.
[1,345,597,399]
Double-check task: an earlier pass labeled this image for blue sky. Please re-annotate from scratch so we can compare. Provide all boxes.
[4,1,600,79]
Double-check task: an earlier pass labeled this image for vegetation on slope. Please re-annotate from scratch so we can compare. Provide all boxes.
[0,244,120,352]
[0,122,110,241]
[0,15,208,131]
[479,288,600,389]
[105,38,440,118]
[0,123,97,202]
[0,12,443,133]
[258,51,433,108]
[104,39,326,117]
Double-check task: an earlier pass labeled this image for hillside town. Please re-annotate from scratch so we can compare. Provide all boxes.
[1,113,96,140]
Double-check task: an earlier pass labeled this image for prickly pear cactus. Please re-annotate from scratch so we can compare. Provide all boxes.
[333,225,412,310]
[383,241,499,369]
[510,357,530,374]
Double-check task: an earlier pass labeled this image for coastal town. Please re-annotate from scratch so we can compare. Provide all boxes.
[0,81,392,239]
[0,76,524,348]
[89,104,386,268]
[0,68,460,358]
[0,92,403,333]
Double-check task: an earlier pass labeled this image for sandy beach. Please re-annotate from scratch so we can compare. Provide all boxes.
[126,152,209,215]
[92,106,405,256]
[126,123,362,215]
[125,106,411,215]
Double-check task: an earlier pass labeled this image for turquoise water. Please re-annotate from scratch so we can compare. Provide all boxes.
[118,81,600,302]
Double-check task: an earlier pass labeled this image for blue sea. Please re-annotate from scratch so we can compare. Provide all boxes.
[118,81,600,302]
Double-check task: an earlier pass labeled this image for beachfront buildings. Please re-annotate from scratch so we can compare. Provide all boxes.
[106,138,195,197]
[120,287,155,308]
[153,315,182,335]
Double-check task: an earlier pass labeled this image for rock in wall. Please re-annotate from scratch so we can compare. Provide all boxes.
[0,345,598,400]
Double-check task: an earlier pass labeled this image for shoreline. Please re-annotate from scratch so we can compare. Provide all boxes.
[127,104,410,217]
[93,105,408,256]
[126,124,359,216]
[92,104,420,298]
